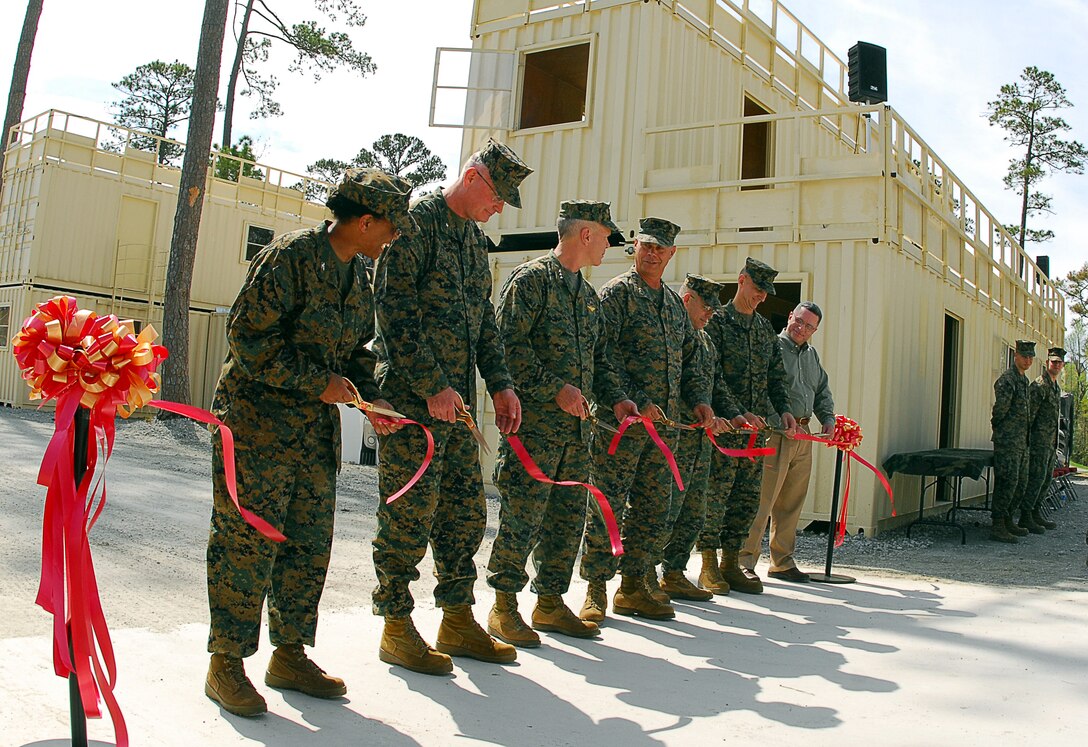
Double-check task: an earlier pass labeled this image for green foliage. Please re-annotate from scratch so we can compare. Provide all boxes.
[213,135,265,182]
[109,60,195,165]
[986,66,1088,247]
[1059,263,1088,318]
[1061,320,1088,464]
[353,134,448,189]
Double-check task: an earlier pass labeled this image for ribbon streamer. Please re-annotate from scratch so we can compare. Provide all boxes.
[705,428,777,461]
[607,415,684,491]
[376,416,435,504]
[507,435,623,556]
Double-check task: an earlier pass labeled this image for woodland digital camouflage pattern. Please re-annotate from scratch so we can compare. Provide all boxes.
[991,364,1031,519]
[208,223,380,657]
[477,137,534,208]
[371,189,516,619]
[580,269,712,581]
[487,249,622,595]
[1025,371,1062,511]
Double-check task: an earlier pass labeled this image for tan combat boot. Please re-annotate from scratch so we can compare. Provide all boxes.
[379,616,454,675]
[436,605,517,663]
[613,574,675,620]
[533,594,600,638]
[660,570,714,601]
[1032,508,1057,530]
[579,581,608,623]
[719,549,763,594]
[1017,510,1046,534]
[205,653,267,717]
[698,549,730,595]
[265,644,346,698]
[989,517,1019,544]
[487,591,541,648]
[1004,515,1029,537]
[645,567,671,604]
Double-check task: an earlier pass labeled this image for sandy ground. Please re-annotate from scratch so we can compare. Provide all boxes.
[1,408,1087,746]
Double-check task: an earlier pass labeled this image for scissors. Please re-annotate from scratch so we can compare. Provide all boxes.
[648,404,698,431]
[455,403,491,455]
[343,378,406,420]
[581,396,621,435]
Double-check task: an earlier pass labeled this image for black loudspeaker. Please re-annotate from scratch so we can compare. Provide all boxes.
[848,42,887,104]
[1036,255,1050,278]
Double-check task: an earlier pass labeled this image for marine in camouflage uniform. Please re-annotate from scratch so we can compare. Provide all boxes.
[697,258,796,595]
[578,218,715,622]
[1023,346,1066,531]
[371,139,532,672]
[989,339,1036,543]
[485,201,624,645]
[658,275,744,601]
[206,169,416,715]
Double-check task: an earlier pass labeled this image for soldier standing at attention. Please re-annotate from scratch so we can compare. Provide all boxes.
[740,301,836,584]
[371,139,532,674]
[697,258,797,595]
[657,275,747,601]
[205,169,417,717]
[1023,346,1066,532]
[989,340,1036,543]
[486,200,629,647]
[578,218,716,623]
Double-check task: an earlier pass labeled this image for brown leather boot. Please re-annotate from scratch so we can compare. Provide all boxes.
[645,568,671,604]
[205,653,267,717]
[1017,510,1045,534]
[265,644,346,698]
[719,549,763,594]
[613,574,675,620]
[436,605,517,663]
[579,581,608,623]
[1004,515,1029,537]
[533,594,600,638]
[698,550,730,595]
[989,518,1019,544]
[487,592,541,648]
[660,570,713,601]
[1033,508,1057,530]
[379,616,453,675]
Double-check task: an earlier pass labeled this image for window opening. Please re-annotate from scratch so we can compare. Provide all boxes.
[519,43,591,129]
[245,225,275,262]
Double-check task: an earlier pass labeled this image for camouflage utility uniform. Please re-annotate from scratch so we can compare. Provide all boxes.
[487,251,623,595]
[580,269,712,582]
[990,364,1031,521]
[1025,371,1061,513]
[698,299,791,554]
[371,190,514,618]
[208,223,380,657]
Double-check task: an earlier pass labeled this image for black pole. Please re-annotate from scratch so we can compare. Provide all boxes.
[810,449,855,584]
[69,406,90,746]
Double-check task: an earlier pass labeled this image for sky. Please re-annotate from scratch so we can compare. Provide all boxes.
[3,0,1086,277]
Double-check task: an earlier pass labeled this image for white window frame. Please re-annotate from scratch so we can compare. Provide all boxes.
[514,35,596,135]
[242,223,276,264]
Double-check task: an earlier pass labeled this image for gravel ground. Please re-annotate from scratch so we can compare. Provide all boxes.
[2,406,1085,643]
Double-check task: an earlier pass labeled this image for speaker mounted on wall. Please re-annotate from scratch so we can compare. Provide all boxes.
[848,42,888,104]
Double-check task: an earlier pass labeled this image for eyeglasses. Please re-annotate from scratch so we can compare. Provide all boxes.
[792,319,818,333]
[474,167,503,207]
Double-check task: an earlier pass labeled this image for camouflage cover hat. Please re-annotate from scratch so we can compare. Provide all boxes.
[477,137,533,209]
[1015,340,1036,357]
[742,257,778,295]
[331,167,418,237]
[558,200,620,233]
[635,217,681,247]
[1047,346,1066,361]
[685,274,724,310]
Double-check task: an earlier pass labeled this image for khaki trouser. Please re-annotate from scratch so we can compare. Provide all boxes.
[740,424,813,572]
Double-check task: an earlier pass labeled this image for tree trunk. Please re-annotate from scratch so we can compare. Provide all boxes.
[159,0,229,411]
[221,0,255,150]
[1,0,45,198]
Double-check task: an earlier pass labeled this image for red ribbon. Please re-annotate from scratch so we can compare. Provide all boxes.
[608,415,685,491]
[507,434,623,556]
[705,428,777,461]
[376,417,435,504]
[792,416,895,546]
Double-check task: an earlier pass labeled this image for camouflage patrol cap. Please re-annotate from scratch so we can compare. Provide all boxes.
[685,274,724,310]
[558,200,620,233]
[1047,346,1066,361]
[331,167,418,237]
[635,217,681,247]
[476,137,533,208]
[742,257,778,295]
[1015,340,1036,357]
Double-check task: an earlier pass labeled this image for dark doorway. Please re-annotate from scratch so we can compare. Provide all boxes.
[718,280,800,333]
[741,96,773,190]
[938,314,962,502]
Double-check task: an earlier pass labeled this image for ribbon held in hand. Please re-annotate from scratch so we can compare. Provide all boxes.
[507,435,623,556]
[608,415,685,491]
